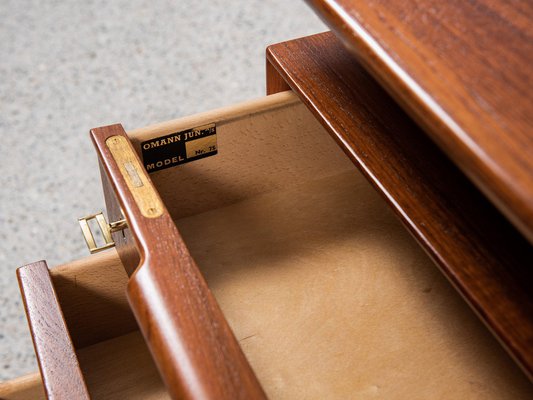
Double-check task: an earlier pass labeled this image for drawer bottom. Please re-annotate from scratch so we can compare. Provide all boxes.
[77,332,168,400]
[175,170,531,399]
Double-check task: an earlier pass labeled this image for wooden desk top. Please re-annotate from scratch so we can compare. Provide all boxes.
[307,0,533,242]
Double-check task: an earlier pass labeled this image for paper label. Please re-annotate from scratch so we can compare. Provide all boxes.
[141,123,217,173]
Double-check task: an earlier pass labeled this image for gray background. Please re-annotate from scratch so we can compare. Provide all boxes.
[0,0,325,381]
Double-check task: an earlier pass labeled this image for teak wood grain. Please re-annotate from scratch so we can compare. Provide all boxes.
[90,125,266,400]
[306,0,533,243]
[16,261,90,399]
[266,32,533,379]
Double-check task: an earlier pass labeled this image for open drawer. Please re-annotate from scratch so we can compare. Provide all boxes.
[6,92,532,399]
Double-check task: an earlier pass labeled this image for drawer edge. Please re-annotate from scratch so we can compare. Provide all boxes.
[17,261,90,399]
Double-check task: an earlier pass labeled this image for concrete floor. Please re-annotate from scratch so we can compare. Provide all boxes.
[0,0,325,381]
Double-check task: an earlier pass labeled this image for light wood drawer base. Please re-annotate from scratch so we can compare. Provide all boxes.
[0,373,45,400]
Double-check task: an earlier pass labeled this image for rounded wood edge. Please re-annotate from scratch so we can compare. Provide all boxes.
[16,261,91,399]
[90,125,267,399]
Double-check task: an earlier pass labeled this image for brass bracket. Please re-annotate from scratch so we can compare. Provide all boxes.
[78,212,127,254]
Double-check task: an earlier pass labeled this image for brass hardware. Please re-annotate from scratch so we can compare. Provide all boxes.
[78,212,127,254]
[109,218,128,232]
[106,135,164,218]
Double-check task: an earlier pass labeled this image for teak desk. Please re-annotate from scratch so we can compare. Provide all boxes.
[1,1,532,399]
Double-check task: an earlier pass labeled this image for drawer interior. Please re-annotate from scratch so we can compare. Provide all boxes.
[45,92,531,399]
[127,91,354,221]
